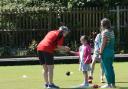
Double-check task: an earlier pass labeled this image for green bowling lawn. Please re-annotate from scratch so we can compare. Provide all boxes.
[0,62,127,89]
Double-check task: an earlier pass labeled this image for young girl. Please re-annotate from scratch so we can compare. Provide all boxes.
[70,35,92,88]
[89,32,105,83]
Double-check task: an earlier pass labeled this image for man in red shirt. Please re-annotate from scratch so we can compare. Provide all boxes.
[37,26,70,89]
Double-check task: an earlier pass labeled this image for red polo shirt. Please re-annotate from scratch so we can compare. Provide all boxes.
[37,30,64,53]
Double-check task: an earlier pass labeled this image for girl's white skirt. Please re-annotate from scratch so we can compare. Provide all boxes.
[79,62,91,72]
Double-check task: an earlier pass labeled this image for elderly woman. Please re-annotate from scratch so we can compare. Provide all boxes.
[99,18,116,88]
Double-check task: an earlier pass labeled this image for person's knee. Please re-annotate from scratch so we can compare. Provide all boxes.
[43,68,48,73]
[48,65,54,72]
[43,66,48,73]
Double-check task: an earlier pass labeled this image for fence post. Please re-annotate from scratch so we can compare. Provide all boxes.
[1,0,3,30]
[116,5,120,48]
[48,9,52,31]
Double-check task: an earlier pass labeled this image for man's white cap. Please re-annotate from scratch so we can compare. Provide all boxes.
[59,26,70,32]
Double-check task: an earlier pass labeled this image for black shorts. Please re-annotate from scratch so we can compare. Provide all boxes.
[37,51,54,65]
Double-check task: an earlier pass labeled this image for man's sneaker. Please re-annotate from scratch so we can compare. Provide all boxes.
[48,83,59,89]
[44,83,49,88]
[100,84,112,88]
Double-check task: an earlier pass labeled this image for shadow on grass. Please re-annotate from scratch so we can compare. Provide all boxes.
[60,88,90,89]
[60,87,128,89]
[115,86,128,89]
[60,86,128,89]
[116,82,128,83]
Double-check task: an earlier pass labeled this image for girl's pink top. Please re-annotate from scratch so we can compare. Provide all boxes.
[73,44,92,64]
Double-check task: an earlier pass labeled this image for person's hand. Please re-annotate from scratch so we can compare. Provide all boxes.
[98,48,102,55]
[99,55,102,60]
[70,51,75,54]
[64,46,70,52]
[99,50,102,55]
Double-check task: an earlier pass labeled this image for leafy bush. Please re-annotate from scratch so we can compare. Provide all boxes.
[0,46,12,56]
[27,39,37,56]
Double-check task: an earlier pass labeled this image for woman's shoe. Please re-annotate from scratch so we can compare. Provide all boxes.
[100,84,112,88]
